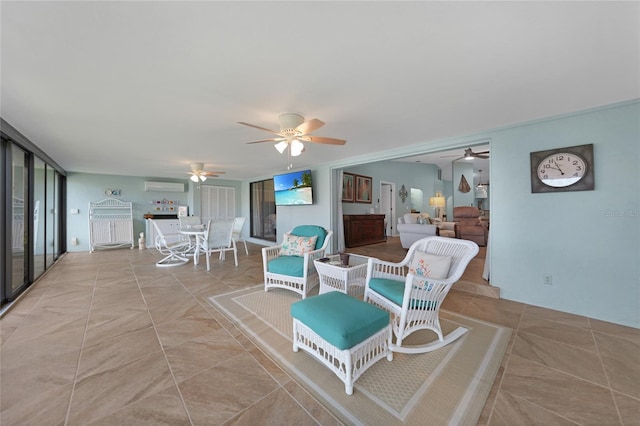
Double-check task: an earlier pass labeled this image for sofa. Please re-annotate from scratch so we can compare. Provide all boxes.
[397,213,437,248]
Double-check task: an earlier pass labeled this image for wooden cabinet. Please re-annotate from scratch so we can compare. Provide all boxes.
[343,214,386,248]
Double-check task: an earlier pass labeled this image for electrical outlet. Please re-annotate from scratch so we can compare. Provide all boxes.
[543,273,553,285]
[71,237,79,246]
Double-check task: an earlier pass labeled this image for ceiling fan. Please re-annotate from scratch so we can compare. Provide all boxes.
[238,113,346,169]
[441,147,490,160]
[187,162,224,183]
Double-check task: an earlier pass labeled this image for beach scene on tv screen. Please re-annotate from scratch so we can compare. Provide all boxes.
[274,170,313,205]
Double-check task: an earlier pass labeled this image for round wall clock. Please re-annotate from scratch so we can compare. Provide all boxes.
[530,143,594,193]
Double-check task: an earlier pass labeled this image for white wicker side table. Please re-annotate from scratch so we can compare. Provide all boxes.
[314,254,369,297]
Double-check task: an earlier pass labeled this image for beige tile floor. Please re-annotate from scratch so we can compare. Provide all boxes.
[1,238,639,425]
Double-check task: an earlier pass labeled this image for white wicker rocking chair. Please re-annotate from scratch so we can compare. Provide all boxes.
[364,236,479,354]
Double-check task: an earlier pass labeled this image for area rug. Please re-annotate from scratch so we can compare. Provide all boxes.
[208,286,510,425]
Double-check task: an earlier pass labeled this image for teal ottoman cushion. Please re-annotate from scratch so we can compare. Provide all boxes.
[290,292,389,350]
[268,256,305,277]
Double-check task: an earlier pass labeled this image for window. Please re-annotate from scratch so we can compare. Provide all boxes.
[250,179,276,242]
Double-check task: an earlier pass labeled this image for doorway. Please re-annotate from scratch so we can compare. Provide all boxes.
[379,181,395,236]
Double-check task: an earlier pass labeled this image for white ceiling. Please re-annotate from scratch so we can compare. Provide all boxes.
[1,2,638,181]
[393,144,490,182]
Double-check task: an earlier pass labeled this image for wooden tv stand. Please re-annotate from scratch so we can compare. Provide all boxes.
[343,214,386,248]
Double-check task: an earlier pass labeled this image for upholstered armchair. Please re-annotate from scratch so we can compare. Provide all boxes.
[262,225,333,299]
[453,206,488,246]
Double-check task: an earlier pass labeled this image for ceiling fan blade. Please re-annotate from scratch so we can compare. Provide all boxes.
[203,171,225,176]
[474,151,490,155]
[475,154,490,159]
[304,135,346,145]
[245,138,284,144]
[237,122,282,136]
[296,119,325,135]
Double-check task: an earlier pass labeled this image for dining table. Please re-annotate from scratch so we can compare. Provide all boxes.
[179,224,207,266]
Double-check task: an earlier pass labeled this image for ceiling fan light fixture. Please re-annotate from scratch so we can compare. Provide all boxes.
[200,175,207,182]
[190,174,199,182]
[279,113,305,131]
[190,162,204,172]
[274,141,288,154]
[290,139,304,156]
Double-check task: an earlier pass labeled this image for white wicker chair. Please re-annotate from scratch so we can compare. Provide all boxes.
[262,225,333,299]
[149,219,191,267]
[364,236,479,353]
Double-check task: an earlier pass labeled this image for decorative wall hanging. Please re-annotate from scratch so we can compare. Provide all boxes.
[398,184,408,203]
[458,175,471,193]
[342,172,354,202]
[355,175,372,203]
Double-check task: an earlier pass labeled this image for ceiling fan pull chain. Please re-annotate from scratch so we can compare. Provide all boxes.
[287,146,293,170]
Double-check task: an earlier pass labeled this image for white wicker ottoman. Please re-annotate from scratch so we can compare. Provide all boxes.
[290,291,393,395]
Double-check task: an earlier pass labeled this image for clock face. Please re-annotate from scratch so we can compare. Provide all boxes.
[537,152,587,188]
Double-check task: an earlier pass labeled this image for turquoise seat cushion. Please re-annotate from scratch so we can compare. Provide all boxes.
[290,292,389,350]
[291,225,327,250]
[268,256,305,277]
[368,278,437,310]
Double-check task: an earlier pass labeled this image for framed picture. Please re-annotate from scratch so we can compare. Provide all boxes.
[355,175,372,203]
[342,172,355,202]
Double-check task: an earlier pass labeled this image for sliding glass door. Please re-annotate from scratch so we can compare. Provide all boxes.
[33,157,46,278]
[1,122,66,308]
[10,145,28,294]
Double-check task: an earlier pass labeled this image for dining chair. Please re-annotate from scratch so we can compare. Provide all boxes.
[178,215,201,228]
[178,215,202,248]
[148,219,191,267]
[231,217,248,255]
[204,219,238,271]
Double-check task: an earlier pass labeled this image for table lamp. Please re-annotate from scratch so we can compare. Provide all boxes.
[429,192,446,219]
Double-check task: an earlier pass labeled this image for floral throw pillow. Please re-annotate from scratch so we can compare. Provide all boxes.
[409,251,452,281]
[279,234,318,256]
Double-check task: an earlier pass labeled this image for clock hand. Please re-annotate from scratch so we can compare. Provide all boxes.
[552,160,565,175]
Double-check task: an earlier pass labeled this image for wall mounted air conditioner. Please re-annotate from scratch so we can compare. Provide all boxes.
[144,181,185,192]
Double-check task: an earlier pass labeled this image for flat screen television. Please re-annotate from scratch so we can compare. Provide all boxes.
[273,169,314,206]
